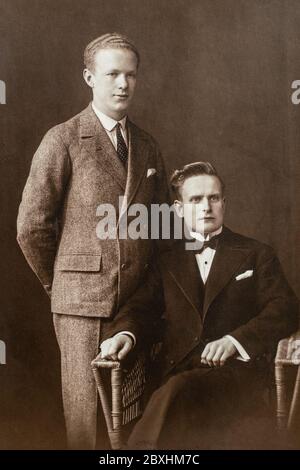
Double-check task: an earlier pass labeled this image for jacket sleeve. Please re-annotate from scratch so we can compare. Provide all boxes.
[101,257,165,352]
[230,245,299,358]
[16,127,71,296]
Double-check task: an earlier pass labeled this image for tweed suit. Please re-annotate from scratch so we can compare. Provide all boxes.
[17,103,169,448]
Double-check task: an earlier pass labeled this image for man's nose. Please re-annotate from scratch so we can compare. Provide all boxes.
[200,198,211,211]
[117,74,128,89]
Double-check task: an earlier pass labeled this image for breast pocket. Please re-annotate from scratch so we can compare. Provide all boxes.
[232,272,256,305]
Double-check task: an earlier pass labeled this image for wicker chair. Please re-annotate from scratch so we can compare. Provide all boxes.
[275,330,300,432]
[91,349,155,449]
[92,331,300,449]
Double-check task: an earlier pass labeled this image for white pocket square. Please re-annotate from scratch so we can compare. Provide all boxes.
[235,270,253,281]
[147,168,157,178]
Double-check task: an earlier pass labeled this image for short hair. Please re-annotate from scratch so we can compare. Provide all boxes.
[84,33,140,71]
[170,161,225,199]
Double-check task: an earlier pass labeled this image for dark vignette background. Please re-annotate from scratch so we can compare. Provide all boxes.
[0,0,300,449]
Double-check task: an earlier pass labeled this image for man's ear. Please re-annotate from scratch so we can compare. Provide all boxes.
[174,199,184,218]
[83,68,94,88]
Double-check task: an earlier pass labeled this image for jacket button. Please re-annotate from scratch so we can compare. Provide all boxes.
[194,336,199,342]
[144,263,149,270]
[121,263,127,270]
[170,359,175,365]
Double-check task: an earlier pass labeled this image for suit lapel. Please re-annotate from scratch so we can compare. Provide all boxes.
[163,230,252,323]
[79,103,127,190]
[119,121,149,217]
[203,229,251,319]
[163,242,204,321]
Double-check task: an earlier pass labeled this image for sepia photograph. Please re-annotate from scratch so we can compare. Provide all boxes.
[0,0,300,459]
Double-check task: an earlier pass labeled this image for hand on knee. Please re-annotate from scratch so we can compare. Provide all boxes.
[201,338,237,367]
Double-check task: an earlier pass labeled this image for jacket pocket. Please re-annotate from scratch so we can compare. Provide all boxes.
[55,254,101,272]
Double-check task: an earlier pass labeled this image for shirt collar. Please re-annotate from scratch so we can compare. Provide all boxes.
[92,102,127,132]
[190,225,223,242]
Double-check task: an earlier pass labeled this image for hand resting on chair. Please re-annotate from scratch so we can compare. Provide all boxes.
[100,334,134,361]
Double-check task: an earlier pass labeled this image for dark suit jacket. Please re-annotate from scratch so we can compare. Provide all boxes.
[126,227,299,450]
[158,227,299,377]
[17,104,169,336]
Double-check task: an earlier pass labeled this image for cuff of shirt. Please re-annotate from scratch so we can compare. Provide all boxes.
[114,331,136,348]
[225,335,250,362]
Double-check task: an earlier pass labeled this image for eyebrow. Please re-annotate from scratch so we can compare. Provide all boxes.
[188,192,221,201]
[105,68,136,73]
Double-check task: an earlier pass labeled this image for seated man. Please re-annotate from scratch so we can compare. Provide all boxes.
[120,161,299,449]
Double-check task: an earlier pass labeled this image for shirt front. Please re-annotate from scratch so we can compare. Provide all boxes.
[92,102,128,150]
[190,226,223,284]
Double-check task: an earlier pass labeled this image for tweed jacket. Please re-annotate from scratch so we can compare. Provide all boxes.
[157,227,299,377]
[17,103,169,319]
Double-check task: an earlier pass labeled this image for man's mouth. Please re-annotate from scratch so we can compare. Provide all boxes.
[114,94,129,98]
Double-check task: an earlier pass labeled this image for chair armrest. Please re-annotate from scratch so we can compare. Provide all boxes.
[91,355,123,449]
[91,352,147,449]
[91,353,121,369]
[275,330,300,365]
[275,330,300,432]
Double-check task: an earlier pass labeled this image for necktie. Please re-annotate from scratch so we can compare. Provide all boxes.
[115,122,128,165]
[193,234,221,254]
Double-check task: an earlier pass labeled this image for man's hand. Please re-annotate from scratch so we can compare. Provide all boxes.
[201,337,237,367]
[100,334,133,361]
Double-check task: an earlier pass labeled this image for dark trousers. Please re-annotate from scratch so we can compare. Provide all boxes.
[128,352,271,450]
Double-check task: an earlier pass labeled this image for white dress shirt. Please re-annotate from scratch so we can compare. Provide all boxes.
[190,226,223,284]
[92,102,128,149]
[190,227,250,362]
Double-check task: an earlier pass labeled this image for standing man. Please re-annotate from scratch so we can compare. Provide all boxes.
[127,162,299,449]
[17,33,169,449]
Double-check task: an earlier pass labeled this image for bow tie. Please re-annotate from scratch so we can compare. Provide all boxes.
[192,234,221,254]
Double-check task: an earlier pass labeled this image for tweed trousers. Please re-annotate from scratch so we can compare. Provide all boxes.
[53,313,102,449]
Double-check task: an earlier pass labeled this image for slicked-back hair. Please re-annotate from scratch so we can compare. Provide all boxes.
[84,33,140,72]
[170,162,225,200]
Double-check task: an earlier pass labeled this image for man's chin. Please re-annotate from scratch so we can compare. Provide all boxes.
[112,103,131,117]
[113,98,131,109]
[106,105,129,120]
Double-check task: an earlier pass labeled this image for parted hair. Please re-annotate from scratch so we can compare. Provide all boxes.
[170,162,225,199]
[84,33,140,71]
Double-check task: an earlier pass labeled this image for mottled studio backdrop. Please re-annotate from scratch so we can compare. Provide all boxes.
[0,0,300,448]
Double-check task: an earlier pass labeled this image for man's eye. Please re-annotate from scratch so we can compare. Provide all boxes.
[107,73,117,76]
[210,195,220,202]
